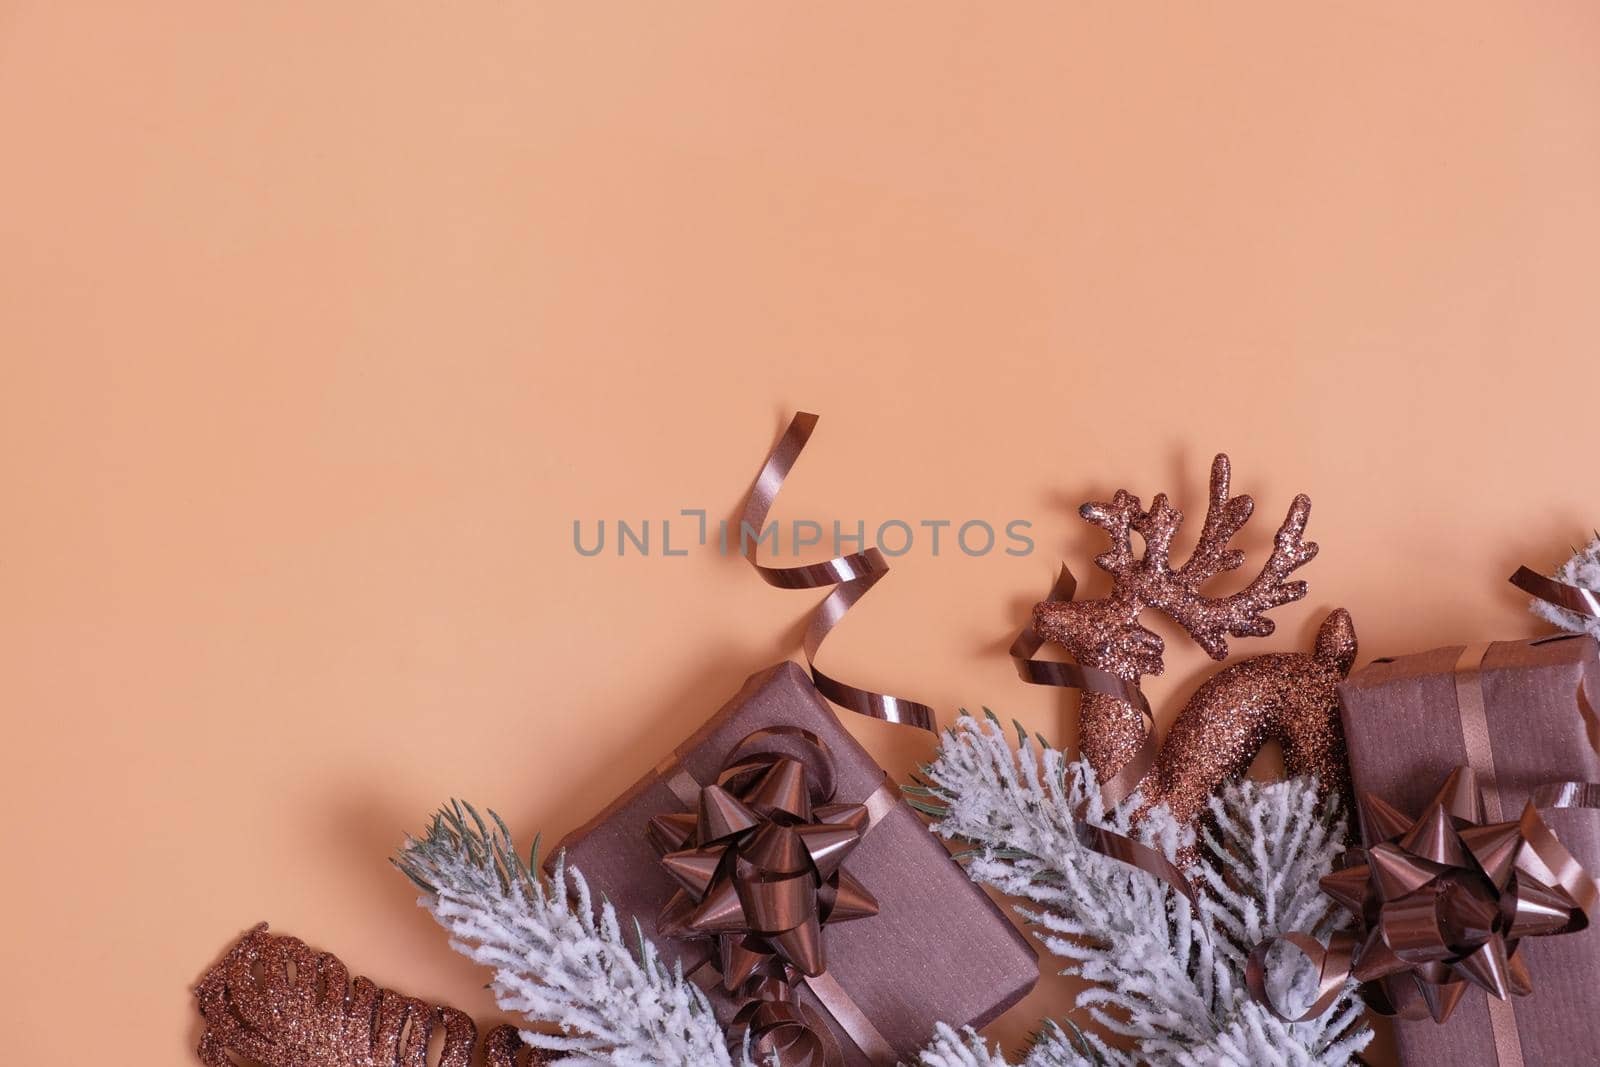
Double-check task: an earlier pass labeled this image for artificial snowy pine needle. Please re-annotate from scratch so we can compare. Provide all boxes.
[395,801,761,1067]
[907,713,1372,1067]
[914,1021,1101,1067]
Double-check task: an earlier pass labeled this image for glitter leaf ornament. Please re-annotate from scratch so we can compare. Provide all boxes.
[1033,454,1356,839]
[195,924,545,1067]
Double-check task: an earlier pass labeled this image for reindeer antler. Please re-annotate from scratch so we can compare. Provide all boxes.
[1038,454,1316,680]
[1137,455,1317,660]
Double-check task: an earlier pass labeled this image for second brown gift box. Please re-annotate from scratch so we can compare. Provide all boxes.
[1339,633,1600,1067]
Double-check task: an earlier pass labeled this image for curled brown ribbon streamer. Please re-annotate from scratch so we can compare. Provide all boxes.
[1010,565,1199,911]
[1509,567,1600,751]
[750,420,1200,935]
[1245,930,1357,1024]
[1511,565,1600,619]
[1073,818,1199,912]
[729,987,841,1067]
[742,413,936,732]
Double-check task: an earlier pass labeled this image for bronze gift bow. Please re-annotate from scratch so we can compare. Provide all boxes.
[649,727,891,1067]
[715,414,965,1065]
[648,728,880,990]
[1250,765,1600,1065]
[1312,769,1585,1018]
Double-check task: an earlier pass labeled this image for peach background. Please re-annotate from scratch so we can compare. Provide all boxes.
[4,4,1600,1063]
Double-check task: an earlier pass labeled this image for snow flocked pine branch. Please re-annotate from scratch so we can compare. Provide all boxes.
[395,801,761,1067]
[903,712,1372,1067]
[915,1021,1101,1067]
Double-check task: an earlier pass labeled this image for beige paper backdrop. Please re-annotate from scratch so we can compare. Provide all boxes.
[4,4,1599,1063]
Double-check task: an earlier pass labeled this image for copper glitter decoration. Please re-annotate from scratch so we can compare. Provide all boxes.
[1032,454,1355,841]
[195,924,547,1066]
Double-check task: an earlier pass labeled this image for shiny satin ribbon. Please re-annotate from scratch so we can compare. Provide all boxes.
[741,413,936,733]
[1455,644,1505,823]
[1245,930,1357,1023]
[728,990,841,1067]
[1511,565,1600,619]
[655,727,899,1066]
[1457,625,1600,926]
[1455,643,1527,1067]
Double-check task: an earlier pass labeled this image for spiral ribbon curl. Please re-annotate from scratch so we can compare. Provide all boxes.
[752,414,1203,921]
[740,413,936,733]
[749,414,1205,914]
[728,987,840,1067]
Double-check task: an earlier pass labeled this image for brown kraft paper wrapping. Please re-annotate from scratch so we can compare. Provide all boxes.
[1338,634,1600,1067]
[551,661,1039,1067]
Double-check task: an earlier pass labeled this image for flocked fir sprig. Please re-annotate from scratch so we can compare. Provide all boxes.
[916,1022,1101,1067]
[903,712,1372,1067]
[1529,535,1600,639]
[395,802,761,1067]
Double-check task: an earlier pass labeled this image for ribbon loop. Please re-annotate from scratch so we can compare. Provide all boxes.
[730,994,840,1067]
[1245,931,1357,1024]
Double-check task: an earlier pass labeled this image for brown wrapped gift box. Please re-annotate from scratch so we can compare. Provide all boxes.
[1338,634,1600,1067]
[551,661,1038,1066]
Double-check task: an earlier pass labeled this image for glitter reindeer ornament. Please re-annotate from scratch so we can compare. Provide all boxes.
[1032,454,1356,841]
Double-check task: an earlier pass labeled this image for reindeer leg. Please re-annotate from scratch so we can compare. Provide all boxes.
[1079,691,1155,787]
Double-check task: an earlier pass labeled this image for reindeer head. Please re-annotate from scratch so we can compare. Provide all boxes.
[1034,454,1318,682]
